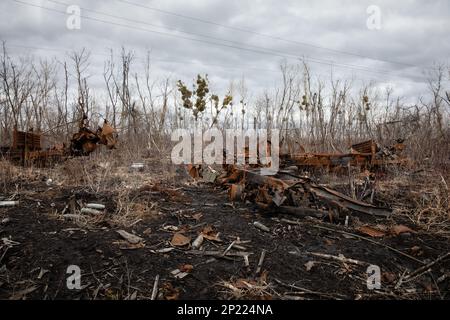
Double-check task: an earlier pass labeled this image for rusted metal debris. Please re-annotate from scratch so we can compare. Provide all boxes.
[281,139,408,171]
[188,139,397,220]
[191,164,392,219]
[1,116,117,165]
[218,166,391,219]
[0,128,65,165]
[69,116,117,156]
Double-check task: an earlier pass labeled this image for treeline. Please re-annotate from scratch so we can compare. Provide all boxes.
[0,43,448,164]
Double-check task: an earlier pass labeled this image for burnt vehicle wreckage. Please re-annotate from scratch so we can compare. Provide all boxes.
[69,115,117,156]
[0,121,408,221]
[1,128,448,300]
[1,122,407,223]
[280,139,408,172]
[0,115,117,165]
[187,138,409,221]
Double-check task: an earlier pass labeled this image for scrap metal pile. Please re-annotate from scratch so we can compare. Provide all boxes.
[188,139,407,221]
[281,139,408,171]
[224,167,391,218]
[0,116,117,165]
[69,116,117,156]
[0,129,64,165]
[192,165,391,222]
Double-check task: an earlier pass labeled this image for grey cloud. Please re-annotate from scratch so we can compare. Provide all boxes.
[1,0,449,102]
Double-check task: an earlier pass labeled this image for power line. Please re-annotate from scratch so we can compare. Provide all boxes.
[47,0,428,79]
[48,0,325,62]
[3,43,434,100]
[6,43,281,74]
[5,43,430,88]
[47,0,351,70]
[118,0,431,70]
[10,0,428,81]
[45,0,399,76]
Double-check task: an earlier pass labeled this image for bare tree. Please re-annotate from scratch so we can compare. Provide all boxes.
[0,42,33,136]
[70,48,91,119]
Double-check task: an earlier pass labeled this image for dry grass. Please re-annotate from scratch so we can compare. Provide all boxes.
[1,150,178,229]
[50,210,105,229]
[376,169,450,236]
[0,160,19,192]
[54,150,176,190]
[218,273,274,300]
[2,147,449,236]
[110,188,161,228]
[0,160,47,193]
[302,164,450,237]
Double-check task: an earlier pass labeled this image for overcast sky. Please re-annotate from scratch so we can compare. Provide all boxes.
[1,0,449,103]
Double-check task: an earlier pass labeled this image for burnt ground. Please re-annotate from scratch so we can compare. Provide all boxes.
[0,176,449,300]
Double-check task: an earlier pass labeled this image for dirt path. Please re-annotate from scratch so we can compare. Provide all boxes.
[0,181,449,300]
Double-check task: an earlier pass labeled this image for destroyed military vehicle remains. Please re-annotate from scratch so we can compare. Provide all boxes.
[0,114,117,165]
[0,32,448,302]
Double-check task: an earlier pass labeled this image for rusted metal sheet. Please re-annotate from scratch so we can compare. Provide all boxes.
[281,139,407,171]
[2,129,65,165]
[212,166,392,219]
[98,121,117,150]
[69,126,101,156]
[13,129,41,151]
[351,139,377,154]
[69,119,117,156]
[187,138,394,217]
[307,185,391,217]
[2,117,117,165]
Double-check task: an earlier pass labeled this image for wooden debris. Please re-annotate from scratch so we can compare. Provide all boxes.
[86,203,105,210]
[243,255,250,267]
[163,225,180,232]
[37,268,49,279]
[308,252,367,265]
[192,234,204,249]
[222,240,236,256]
[151,275,159,300]
[357,225,386,238]
[80,208,103,215]
[115,241,145,250]
[116,230,143,244]
[253,221,270,232]
[274,278,346,300]
[171,268,189,279]
[187,250,253,258]
[437,273,450,284]
[404,252,450,282]
[311,224,425,264]
[232,244,247,251]
[0,201,19,207]
[255,249,267,275]
[155,247,175,253]
[280,218,301,225]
